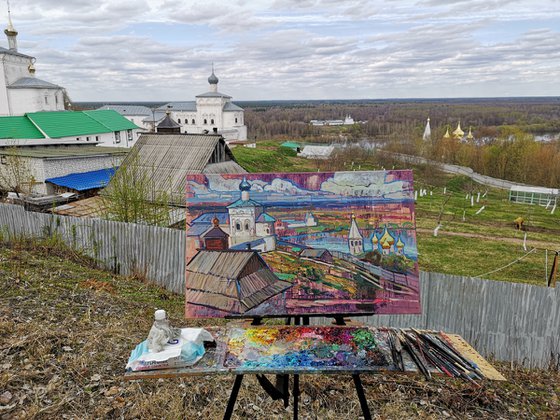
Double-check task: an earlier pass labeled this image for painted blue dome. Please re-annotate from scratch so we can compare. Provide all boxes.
[239,177,251,191]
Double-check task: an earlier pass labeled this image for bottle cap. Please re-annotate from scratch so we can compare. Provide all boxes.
[154,309,166,321]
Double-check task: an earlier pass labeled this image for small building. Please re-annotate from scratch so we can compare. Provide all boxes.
[299,248,334,264]
[0,145,127,195]
[509,185,559,206]
[185,250,291,316]
[298,144,334,159]
[348,214,364,256]
[156,110,182,134]
[0,110,142,148]
[200,217,229,251]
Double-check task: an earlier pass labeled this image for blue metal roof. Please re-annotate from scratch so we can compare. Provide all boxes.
[227,198,262,209]
[45,167,116,191]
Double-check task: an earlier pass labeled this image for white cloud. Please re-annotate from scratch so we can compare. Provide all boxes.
[2,0,560,99]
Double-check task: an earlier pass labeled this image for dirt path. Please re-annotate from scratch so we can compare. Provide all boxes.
[416,228,560,250]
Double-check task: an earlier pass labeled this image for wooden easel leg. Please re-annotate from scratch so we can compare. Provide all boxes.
[223,375,244,420]
[352,374,372,420]
[293,374,300,420]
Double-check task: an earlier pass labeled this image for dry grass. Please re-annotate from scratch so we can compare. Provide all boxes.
[1,242,559,419]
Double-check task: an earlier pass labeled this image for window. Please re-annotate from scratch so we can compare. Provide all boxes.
[86,136,90,141]
[213,127,218,133]
[55,95,58,106]
[211,118,214,124]
[178,118,181,124]
[235,117,238,123]
[0,156,7,165]
[192,119,195,124]
[95,136,99,142]
[244,220,250,231]
[44,96,49,105]
[115,131,121,143]
[236,222,241,231]
[127,129,133,141]
[204,119,207,125]
[76,137,80,141]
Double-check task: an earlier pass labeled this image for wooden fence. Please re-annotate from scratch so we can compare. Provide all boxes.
[0,203,185,294]
[1,203,559,367]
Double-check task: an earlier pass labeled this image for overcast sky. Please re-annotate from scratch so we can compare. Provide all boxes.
[4,0,560,101]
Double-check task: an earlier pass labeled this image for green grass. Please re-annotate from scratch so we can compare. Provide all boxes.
[234,141,560,285]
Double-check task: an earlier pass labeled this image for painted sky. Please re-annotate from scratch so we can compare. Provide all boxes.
[186,171,414,206]
[5,0,560,101]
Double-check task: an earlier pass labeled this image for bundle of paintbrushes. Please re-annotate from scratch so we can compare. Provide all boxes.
[387,328,484,385]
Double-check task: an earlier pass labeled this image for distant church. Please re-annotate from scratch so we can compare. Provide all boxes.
[160,68,248,142]
[103,68,248,143]
[0,11,66,116]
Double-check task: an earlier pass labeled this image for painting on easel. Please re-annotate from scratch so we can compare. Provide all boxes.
[185,171,420,318]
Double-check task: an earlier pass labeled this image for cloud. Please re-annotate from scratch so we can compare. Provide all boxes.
[3,0,560,100]
[321,172,409,199]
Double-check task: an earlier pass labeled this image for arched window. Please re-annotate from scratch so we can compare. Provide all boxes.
[178,118,181,123]
[244,220,250,231]
[192,119,195,124]
[204,119,207,125]
[211,119,214,124]
[236,222,241,231]
[235,117,238,123]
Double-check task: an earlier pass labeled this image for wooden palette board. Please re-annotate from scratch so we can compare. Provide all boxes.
[124,325,504,381]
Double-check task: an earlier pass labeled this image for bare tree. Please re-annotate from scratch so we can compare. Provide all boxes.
[101,150,172,226]
[0,147,36,197]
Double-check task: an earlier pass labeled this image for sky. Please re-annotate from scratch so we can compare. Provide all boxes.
[4,0,560,101]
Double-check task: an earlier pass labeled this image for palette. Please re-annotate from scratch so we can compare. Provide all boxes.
[223,326,393,373]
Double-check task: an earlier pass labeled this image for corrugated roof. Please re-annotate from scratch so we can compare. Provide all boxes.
[25,110,138,138]
[45,167,116,191]
[84,110,139,131]
[203,161,247,174]
[0,145,128,158]
[8,77,61,89]
[114,133,245,205]
[97,105,152,116]
[0,116,44,139]
[158,102,197,112]
[223,102,243,111]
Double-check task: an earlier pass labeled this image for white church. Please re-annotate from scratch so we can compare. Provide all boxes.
[0,13,66,116]
[103,69,248,143]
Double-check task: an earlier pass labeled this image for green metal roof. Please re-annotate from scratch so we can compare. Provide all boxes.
[281,141,301,149]
[25,110,139,139]
[0,116,45,139]
[84,110,139,131]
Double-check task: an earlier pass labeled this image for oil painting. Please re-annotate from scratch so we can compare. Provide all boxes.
[185,171,420,318]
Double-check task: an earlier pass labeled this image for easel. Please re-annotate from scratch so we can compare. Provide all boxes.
[223,315,372,420]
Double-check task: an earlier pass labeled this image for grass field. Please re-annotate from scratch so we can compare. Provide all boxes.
[232,141,560,285]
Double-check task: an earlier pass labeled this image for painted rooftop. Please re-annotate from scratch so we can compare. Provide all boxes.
[45,167,117,191]
[0,110,139,140]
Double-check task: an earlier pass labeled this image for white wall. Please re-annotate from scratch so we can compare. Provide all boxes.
[0,128,142,148]
[8,88,64,115]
